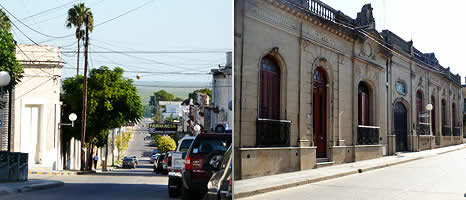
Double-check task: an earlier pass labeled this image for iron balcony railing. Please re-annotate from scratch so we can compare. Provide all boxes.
[453,122,461,136]
[357,125,380,145]
[256,118,291,147]
[416,123,430,135]
[442,122,451,136]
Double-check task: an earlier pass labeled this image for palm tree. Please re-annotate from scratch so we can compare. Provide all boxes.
[0,9,11,31]
[66,3,94,76]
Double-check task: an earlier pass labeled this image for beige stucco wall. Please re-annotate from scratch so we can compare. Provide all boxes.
[13,44,63,170]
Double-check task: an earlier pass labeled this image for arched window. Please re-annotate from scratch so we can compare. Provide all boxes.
[452,102,456,127]
[431,96,436,136]
[441,99,446,134]
[259,56,280,119]
[358,82,370,126]
[416,90,423,124]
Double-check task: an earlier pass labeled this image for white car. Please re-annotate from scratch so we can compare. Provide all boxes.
[150,154,158,164]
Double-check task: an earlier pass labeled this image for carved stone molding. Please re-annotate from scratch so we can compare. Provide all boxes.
[245,0,298,32]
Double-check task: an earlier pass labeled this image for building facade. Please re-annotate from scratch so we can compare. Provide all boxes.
[234,0,463,180]
[13,44,63,170]
[207,52,233,132]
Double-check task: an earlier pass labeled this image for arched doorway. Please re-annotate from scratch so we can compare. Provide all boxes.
[394,102,408,152]
[313,67,327,158]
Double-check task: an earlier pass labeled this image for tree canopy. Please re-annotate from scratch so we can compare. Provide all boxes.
[0,9,11,31]
[187,88,212,104]
[61,66,143,144]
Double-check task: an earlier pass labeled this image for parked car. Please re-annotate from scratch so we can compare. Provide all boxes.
[154,153,166,174]
[150,154,159,164]
[162,151,175,175]
[124,156,138,165]
[152,148,158,155]
[122,157,137,169]
[206,145,232,200]
[168,135,195,197]
[181,133,232,199]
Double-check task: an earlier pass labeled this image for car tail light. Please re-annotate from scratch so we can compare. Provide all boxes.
[185,155,191,170]
[168,156,172,166]
[131,161,135,164]
[229,179,232,186]
[163,158,168,163]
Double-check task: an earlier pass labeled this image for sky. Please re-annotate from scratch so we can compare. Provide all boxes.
[1,0,232,85]
[323,0,466,84]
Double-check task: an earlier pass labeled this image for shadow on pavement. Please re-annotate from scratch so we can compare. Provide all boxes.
[5,183,178,200]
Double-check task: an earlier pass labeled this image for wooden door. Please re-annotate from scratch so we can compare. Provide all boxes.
[313,68,327,158]
[394,102,408,152]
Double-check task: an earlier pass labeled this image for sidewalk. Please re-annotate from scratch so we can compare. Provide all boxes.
[0,179,64,196]
[235,143,466,199]
[28,166,116,176]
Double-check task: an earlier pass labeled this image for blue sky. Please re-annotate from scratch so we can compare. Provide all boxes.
[2,0,232,83]
[323,0,466,84]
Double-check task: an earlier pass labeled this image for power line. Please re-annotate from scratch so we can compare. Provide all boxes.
[0,3,72,39]
[94,0,154,28]
[14,0,78,23]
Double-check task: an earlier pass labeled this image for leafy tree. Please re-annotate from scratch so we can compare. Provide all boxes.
[156,136,176,153]
[0,30,24,109]
[66,3,94,75]
[187,88,212,104]
[0,9,11,31]
[114,131,131,161]
[174,97,184,101]
[61,66,142,168]
[153,90,175,101]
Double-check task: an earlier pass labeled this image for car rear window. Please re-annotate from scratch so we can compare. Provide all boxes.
[124,158,133,161]
[191,136,231,155]
[179,139,194,151]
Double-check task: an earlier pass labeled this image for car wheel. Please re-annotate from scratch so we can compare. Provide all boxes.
[168,186,178,198]
[182,186,196,200]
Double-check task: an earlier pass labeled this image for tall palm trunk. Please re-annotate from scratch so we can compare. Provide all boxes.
[76,37,80,76]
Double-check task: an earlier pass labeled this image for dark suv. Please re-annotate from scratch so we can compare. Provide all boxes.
[181,133,232,199]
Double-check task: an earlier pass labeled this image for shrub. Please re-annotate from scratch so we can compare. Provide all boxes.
[156,136,176,153]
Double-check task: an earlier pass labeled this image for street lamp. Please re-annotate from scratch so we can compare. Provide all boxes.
[426,104,433,137]
[0,71,11,152]
[0,71,11,87]
[59,113,78,128]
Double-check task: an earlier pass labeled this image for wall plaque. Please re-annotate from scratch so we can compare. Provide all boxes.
[395,81,407,95]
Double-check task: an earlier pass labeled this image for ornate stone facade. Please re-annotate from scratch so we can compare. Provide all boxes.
[234,0,463,180]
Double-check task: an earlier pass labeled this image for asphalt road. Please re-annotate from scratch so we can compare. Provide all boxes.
[243,147,466,200]
[4,118,177,200]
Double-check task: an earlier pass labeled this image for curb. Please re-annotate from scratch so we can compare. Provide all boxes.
[29,171,76,176]
[235,144,466,199]
[29,170,97,176]
[0,181,64,196]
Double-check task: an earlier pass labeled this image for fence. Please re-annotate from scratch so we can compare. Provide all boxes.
[0,151,28,182]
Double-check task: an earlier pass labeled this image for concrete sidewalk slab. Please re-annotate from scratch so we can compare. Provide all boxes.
[235,144,466,199]
[28,170,97,176]
[0,179,64,196]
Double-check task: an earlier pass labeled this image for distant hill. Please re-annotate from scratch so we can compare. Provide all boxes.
[134,81,211,104]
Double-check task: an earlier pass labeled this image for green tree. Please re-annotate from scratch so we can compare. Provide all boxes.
[187,88,212,104]
[0,30,24,109]
[66,3,94,75]
[156,136,176,153]
[153,90,175,101]
[114,131,132,161]
[61,66,142,168]
[0,9,11,31]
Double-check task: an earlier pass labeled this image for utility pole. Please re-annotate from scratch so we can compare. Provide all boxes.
[80,16,90,171]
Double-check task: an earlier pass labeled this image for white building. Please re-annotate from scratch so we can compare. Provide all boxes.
[13,44,64,170]
[208,52,232,131]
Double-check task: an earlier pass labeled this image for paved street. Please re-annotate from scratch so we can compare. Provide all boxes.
[243,148,466,200]
[4,118,175,200]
